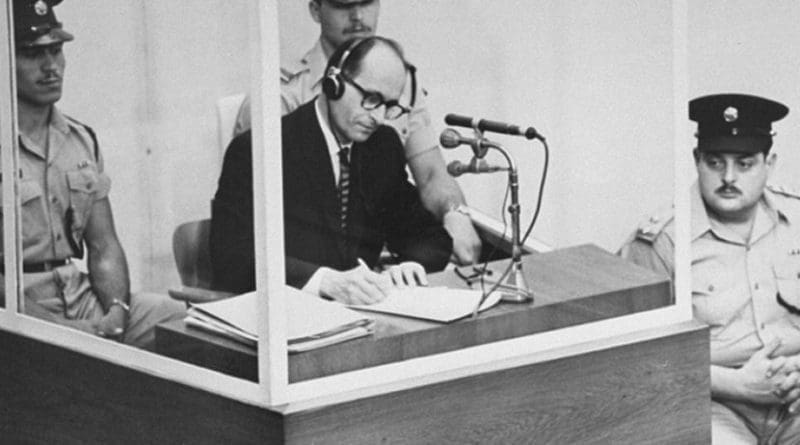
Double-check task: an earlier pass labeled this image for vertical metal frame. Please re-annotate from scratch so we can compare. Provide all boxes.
[252,0,288,404]
[0,0,23,317]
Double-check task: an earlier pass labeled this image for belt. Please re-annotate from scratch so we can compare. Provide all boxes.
[0,259,70,274]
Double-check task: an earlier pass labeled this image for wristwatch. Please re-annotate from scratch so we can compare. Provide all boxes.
[447,203,471,217]
[109,298,131,314]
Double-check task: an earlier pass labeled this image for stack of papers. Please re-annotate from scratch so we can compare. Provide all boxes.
[185,286,375,353]
[349,287,502,323]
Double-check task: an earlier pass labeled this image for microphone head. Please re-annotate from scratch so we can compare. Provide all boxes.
[446,160,465,177]
[439,128,463,149]
[524,127,541,140]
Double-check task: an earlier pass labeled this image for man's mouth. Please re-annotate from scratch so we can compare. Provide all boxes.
[345,25,371,35]
[716,187,741,198]
[39,77,61,86]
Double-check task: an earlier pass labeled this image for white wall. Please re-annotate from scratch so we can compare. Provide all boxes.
[56,0,677,292]
[59,1,250,292]
[689,1,800,186]
[280,0,676,250]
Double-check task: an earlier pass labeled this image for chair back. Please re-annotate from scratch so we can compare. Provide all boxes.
[172,219,214,289]
[216,93,246,155]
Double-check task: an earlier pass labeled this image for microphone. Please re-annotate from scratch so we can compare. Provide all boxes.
[440,128,479,149]
[447,158,507,177]
[445,113,542,140]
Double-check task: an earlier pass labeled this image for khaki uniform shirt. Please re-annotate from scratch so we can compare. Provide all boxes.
[234,40,437,158]
[620,183,800,367]
[6,106,111,263]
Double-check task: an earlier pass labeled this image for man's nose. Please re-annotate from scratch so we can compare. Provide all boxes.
[41,52,59,71]
[349,6,364,21]
[368,105,386,126]
[722,162,737,183]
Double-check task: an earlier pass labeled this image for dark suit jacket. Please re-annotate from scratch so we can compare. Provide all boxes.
[210,100,452,293]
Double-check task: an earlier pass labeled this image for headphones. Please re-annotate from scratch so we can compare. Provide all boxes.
[322,38,366,100]
[321,36,418,107]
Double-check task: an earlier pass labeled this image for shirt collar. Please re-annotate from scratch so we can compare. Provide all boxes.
[303,40,328,90]
[18,105,69,159]
[314,98,351,158]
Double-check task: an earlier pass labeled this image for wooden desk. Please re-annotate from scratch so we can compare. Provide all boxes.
[156,244,672,382]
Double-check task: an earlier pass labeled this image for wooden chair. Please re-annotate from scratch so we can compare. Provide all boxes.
[169,219,233,304]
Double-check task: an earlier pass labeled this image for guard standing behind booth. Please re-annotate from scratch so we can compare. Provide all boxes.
[621,93,800,443]
[7,0,185,350]
[233,0,482,266]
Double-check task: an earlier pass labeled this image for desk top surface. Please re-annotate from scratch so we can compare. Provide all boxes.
[156,244,671,382]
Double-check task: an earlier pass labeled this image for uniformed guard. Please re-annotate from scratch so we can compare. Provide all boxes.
[232,0,483,266]
[9,0,185,350]
[620,93,800,443]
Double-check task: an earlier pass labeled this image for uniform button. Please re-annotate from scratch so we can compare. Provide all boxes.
[51,196,57,203]
[754,283,759,290]
[760,323,766,330]
[55,234,61,241]
[708,284,715,292]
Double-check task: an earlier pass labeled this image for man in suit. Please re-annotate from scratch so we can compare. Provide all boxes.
[233,0,482,266]
[211,36,452,304]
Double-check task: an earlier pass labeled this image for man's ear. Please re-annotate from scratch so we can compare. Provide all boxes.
[309,0,322,24]
[766,152,778,176]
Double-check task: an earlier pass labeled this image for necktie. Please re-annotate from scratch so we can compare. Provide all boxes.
[338,146,350,232]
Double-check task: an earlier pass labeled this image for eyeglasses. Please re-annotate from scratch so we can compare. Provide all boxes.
[340,72,411,120]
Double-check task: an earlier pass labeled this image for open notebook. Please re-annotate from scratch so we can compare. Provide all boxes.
[348,287,502,323]
[186,286,375,353]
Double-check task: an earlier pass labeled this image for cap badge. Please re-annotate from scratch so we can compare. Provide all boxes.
[723,106,738,123]
[34,0,48,16]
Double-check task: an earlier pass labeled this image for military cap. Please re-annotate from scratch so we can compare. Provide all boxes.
[689,93,789,154]
[14,0,73,48]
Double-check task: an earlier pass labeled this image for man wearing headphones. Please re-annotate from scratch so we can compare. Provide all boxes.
[212,37,452,304]
[233,0,482,267]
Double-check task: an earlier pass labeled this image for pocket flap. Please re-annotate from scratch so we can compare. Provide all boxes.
[66,170,96,194]
[19,180,42,204]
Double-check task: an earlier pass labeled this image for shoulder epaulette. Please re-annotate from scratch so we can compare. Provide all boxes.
[280,59,309,83]
[64,115,99,161]
[634,206,674,243]
[768,184,800,200]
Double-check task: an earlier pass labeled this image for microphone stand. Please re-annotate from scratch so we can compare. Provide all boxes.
[467,128,533,304]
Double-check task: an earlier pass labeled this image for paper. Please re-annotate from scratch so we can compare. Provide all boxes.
[185,286,375,353]
[349,286,502,323]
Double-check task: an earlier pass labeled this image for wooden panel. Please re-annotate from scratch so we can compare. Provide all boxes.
[156,244,672,382]
[0,330,282,444]
[284,322,710,445]
[0,321,708,443]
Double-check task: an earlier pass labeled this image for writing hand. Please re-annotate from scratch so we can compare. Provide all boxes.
[320,264,394,305]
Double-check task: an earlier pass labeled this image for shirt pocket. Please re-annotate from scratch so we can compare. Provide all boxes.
[774,262,800,313]
[18,180,49,247]
[692,266,740,329]
[66,169,99,234]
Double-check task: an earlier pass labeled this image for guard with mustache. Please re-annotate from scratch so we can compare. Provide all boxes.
[7,0,185,349]
[621,93,800,443]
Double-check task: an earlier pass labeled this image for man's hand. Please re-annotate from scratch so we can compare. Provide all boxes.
[727,340,793,404]
[443,210,482,265]
[382,261,428,288]
[320,265,394,305]
[92,305,128,340]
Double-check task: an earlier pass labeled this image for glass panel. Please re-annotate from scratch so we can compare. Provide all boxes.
[212,0,677,384]
[9,0,260,379]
